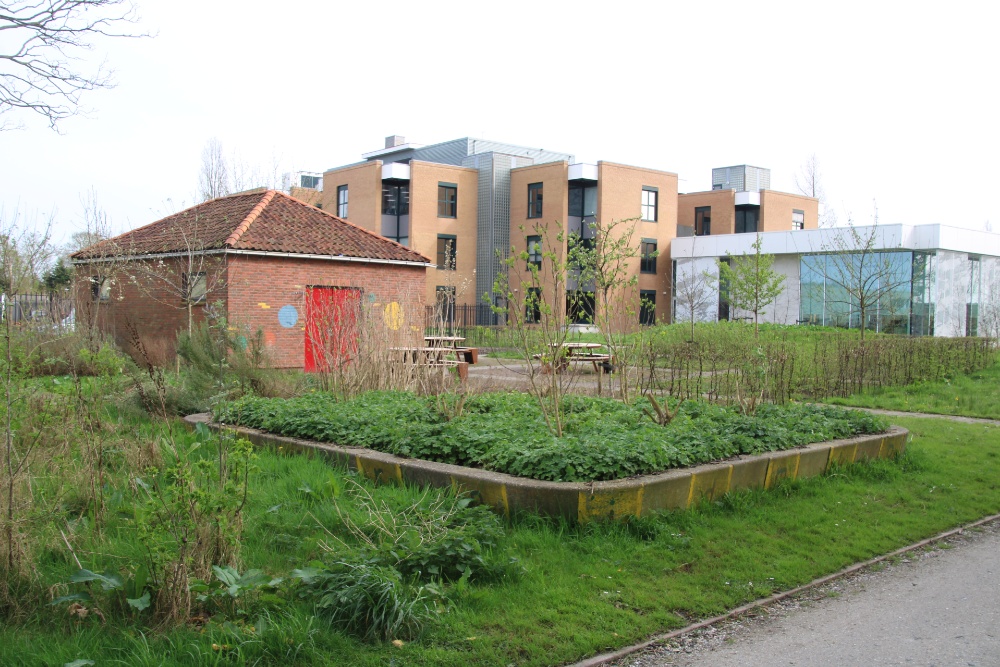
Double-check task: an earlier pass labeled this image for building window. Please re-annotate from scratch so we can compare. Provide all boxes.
[640,290,656,325]
[528,182,543,218]
[91,275,110,302]
[525,287,542,323]
[300,174,321,189]
[183,272,207,303]
[337,185,348,217]
[567,291,595,324]
[438,183,457,218]
[640,239,657,274]
[527,235,542,269]
[735,205,759,234]
[381,181,410,246]
[695,206,711,236]
[436,235,456,270]
[641,187,658,222]
[968,255,981,337]
[792,209,805,230]
[435,286,456,326]
[718,257,731,321]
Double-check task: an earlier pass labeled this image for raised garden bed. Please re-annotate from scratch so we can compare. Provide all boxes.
[199,392,907,521]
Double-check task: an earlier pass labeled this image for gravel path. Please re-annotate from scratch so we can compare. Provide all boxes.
[607,520,1000,667]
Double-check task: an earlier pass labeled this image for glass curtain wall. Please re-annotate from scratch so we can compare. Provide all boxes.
[800,251,926,335]
[381,182,410,246]
[567,182,597,321]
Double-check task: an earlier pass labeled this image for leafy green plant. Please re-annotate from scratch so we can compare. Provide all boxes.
[133,424,257,624]
[292,560,442,641]
[325,481,513,584]
[216,391,888,483]
[189,565,284,618]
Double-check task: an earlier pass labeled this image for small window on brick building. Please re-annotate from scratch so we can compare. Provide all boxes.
[527,235,542,269]
[91,275,110,302]
[528,182,543,218]
[695,206,711,236]
[639,290,656,325]
[183,272,207,303]
[436,235,456,270]
[792,209,805,230]
[641,239,658,274]
[641,187,658,222]
[438,183,457,218]
[525,287,542,324]
[337,185,348,217]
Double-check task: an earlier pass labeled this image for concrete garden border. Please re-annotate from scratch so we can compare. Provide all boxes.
[185,414,908,522]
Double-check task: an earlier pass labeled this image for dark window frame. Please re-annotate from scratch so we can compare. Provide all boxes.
[337,184,348,217]
[437,183,457,218]
[528,182,543,219]
[641,187,658,222]
[695,206,711,236]
[527,235,542,269]
[436,234,456,271]
[525,287,542,324]
[639,289,657,325]
[640,239,658,274]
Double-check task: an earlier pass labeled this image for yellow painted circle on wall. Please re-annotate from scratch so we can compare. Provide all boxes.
[383,302,404,330]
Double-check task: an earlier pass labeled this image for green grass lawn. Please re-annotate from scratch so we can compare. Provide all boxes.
[2,414,998,666]
[827,362,1000,419]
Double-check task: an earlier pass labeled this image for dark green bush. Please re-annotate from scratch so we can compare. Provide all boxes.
[214,391,889,483]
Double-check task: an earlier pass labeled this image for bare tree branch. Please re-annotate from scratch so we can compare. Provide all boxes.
[0,0,144,130]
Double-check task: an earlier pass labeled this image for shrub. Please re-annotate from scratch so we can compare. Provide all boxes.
[293,560,441,642]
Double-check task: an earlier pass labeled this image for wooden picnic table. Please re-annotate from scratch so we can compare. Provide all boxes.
[389,346,470,380]
[550,342,603,355]
[424,336,467,348]
[540,342,611,373]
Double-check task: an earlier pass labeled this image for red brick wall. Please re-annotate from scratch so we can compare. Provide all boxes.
[226,254,427,368]
[76,254,427,369]
[73,256,228,365]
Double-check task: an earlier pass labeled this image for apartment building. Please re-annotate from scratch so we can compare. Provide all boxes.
[678,166,819,238]
[318,136,572,311]
[302,137,814,327]
[509,161,678,326]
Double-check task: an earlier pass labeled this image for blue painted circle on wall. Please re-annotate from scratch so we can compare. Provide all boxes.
[278,305,298,328]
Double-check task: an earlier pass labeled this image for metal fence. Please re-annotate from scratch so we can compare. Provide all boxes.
[1,292,75,326]
[424,303,505,333]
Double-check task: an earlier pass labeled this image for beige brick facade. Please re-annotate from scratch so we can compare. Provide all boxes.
[597,162,678,325]
[509,161,571,316]
[409,161,479,306]
[677,190,737,235]
[508,161,678,327]
[760,190,820,232]
[320,162,382,232]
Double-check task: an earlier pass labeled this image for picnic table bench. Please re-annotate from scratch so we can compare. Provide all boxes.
[390,346,470,380]
[534,343,613,374]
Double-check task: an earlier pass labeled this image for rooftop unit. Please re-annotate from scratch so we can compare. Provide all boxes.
[712,165,770,192]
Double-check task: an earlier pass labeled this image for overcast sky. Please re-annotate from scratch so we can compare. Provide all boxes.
[2,0,998,245]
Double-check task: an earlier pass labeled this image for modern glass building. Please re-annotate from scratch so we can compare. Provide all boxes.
[798,251,935,335]
[670,224,999,338]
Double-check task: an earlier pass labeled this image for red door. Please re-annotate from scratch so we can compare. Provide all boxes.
[304,287,361,373]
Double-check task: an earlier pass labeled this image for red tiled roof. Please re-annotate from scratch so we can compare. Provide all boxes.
[71,190,430,264]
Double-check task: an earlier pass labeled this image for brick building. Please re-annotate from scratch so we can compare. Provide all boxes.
[71,189,430,368]
[298,136,816,328]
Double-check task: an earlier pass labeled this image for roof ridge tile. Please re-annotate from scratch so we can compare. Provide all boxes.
[225,190,277,247]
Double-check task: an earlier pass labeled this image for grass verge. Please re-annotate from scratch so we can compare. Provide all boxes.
[1,415,998,666]
[827,362,1000,419]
